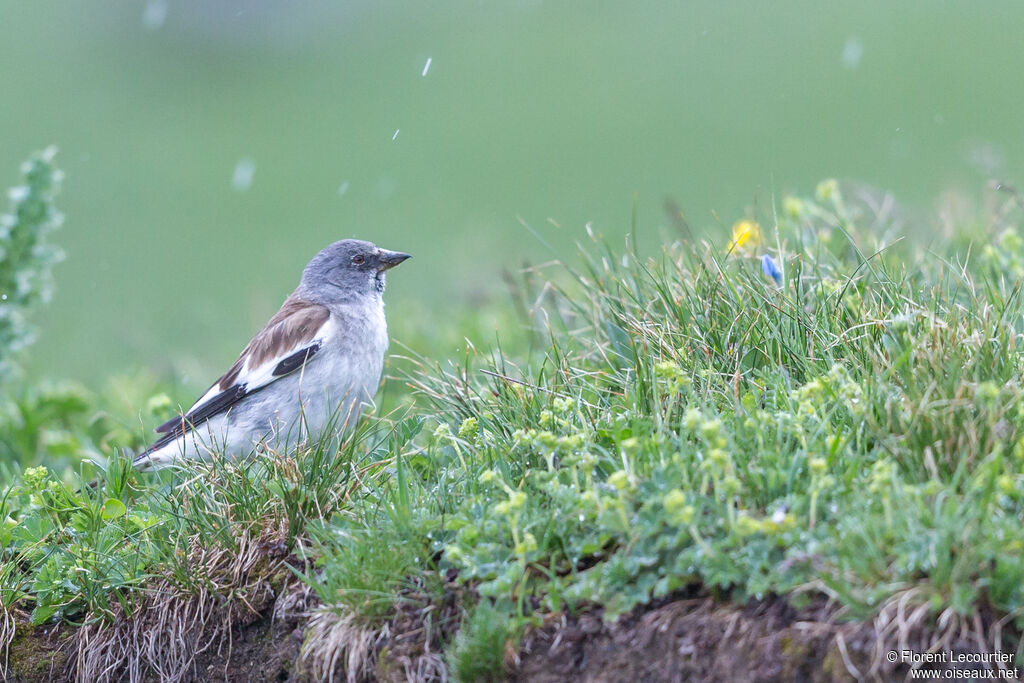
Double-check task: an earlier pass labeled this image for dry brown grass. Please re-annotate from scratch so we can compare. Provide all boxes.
[299,607,389,683]
[66,521,289,683]
[846,588,1024,679]
[298,604,450,683]
[1,604,15,679]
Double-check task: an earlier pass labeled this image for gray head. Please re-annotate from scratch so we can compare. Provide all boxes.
[296,239,410,303]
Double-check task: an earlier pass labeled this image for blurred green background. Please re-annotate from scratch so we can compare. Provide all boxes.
[2,0,1022,388]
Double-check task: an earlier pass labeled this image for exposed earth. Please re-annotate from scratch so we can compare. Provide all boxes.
[6,589,1019,682]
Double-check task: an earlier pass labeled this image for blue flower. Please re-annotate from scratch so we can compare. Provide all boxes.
[761,254,782,285]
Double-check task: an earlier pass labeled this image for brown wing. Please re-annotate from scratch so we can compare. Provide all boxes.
[153,295,331,437]
[215,295,331,391]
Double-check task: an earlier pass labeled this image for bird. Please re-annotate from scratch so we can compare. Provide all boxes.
[133,239,410,470]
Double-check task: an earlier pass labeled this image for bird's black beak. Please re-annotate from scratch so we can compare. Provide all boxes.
[378,249,411,270]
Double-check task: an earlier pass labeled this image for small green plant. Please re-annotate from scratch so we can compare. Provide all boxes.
[304,515,431,622]
[0,147,63,382]
[446,600,521,683]
[0,457,160,624]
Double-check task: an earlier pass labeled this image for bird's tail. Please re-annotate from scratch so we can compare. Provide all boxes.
[132,441,173,471]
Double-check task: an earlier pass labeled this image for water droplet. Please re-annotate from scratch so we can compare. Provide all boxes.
[143,0,168,30]
[578,513,585,522]
[337,181,350,196]
[841,37,863,70]
[375,176,396,198]
[392,128,401,141]
[231,158,255,192]
[421,57,433,77]
[965,139,1004,175]
[0,294,7,301]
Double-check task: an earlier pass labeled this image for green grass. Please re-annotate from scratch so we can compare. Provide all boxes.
[4,178,1024,678]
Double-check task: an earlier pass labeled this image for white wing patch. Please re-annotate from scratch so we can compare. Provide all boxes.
[185,316,336,417]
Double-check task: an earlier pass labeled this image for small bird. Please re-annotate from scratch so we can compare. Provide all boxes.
[133,239,410,470]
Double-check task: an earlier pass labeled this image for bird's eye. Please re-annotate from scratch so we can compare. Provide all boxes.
[352,255,365,265]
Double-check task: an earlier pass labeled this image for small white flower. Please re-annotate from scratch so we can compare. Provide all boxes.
[771,505,788,524]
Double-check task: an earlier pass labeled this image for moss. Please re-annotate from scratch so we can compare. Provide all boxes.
[7,621,70,682]
[778,635,813,681]
[821,645,858,682]
[375,644,398,682]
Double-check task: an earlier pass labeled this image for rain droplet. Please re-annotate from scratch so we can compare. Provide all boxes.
[375,176,395,198]
[965,140,1004,175]
[231,158,255,192]
[841,37,863,70]
[1,294,7,301]
[143,0,168,30]
[422,57,433,77]
[337,181,350,196]
[392,129,400,141]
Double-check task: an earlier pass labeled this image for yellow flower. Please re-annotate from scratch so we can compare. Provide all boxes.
[815,179,839,202]
[727,220,760,253]
[663,489,687,514]
[783,196,803,218]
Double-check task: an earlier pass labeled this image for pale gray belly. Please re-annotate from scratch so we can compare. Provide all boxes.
[227,339,385,445]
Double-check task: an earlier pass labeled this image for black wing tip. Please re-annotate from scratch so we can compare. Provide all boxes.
[272,342,323,377]
[155,414,184,434]
[134,430,176,465]
[153,383,248,436]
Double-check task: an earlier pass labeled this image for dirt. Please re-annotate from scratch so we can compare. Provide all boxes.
[513,594,1022,683]
[4,603,304,683]
[372,569,465,681]
[188,605,305,683]
[4,618,72,682]
[514,596,856,683]
[5,590,1020,681]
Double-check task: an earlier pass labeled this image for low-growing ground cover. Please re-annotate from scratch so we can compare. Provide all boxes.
[2,154,1024,681]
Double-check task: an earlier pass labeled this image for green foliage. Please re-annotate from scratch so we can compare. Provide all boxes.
[0,147,63,381]
[404,181,1024,635]
[0,456,161,624]
[0,414,412,626]
[304,515,431,622]
[298,417,439,621]
[446,601,520,683]
[0,382,92,474]
[5,173,1024,675]
[0,374,174,476]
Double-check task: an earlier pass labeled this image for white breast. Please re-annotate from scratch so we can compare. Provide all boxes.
[307,296,389,428]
